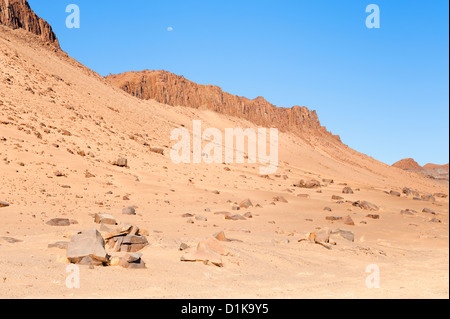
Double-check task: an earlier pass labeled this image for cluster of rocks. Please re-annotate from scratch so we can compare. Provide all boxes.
[55,210,148,268]
[180,232,231,267]
[352,200,379,211]
[298,228,354,250]
[342,187,354,194]
[104,223,149,253]
[293,179,321,189]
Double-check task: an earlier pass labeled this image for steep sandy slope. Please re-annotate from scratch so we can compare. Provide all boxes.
[0,14,448,298]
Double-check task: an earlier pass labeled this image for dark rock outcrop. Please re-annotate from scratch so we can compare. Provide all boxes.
[0,0,59,47]
[106,70,341,141]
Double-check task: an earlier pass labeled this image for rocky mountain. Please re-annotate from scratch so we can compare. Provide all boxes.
[106,70,341,142]
[0,0,59,48]
[392,158,423,170]
[393,158,449,181]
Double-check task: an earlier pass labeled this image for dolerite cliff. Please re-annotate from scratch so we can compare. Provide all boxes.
[0,0,59,48]
[106,70,341,141]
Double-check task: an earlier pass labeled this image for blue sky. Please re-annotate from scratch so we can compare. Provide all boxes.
[28,0,449,166]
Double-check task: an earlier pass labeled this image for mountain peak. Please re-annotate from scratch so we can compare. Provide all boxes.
[392,158,422,170]
[0,0,59,48]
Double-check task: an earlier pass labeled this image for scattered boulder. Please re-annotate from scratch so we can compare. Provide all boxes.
[342,187,354,194]
[243,212,253,218]
[179,242,190,251]
[273,196,288,203]
[46,218,77,226]
[67,229,110,266]
[366,214,380,220]
[104,224,149,253]
[195,215,208,221]
[181,237,229,267]
[48,241,69,250]
[225,214,246,221]
[434,193,448,199]
[389,190,401,197]
[330,229,354,242]
[422,208,436,215]
[239,199,253,209]
[0,237,22,244]
[403,187,420,197]
[430,218,442,223]
[343,216,355,226]
[421,194,436,202]
[352,201,379,211]
[294,180,321,189]
[0,201,10,208]
[298,228,332,249]
[214,231,230,242]
[119,252,146,269]
[322,179,334,184]
[326,216,343,221]
[323,207,332,212]
[332,195,344,200]
[401,209,415,216]
[122,206,136,215]
[297,194,310,198]
[113,158,128,167]
[94,213,117,225]
[150,147,164,155]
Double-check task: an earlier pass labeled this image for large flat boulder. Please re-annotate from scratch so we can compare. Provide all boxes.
[67,229,109,265]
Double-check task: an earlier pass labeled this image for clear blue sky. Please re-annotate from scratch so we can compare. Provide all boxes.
[28,0,449,166]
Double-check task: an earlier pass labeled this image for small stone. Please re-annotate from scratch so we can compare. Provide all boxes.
[179,242,190,250]
[48,241,69,250]
[332,195,344,200]
[113,158,127,167]
[326,216,343,221]
[239,199,253,209]
[94,213,117,225]
[330,229,354,242]
[389,190,401,197]
[46,218,72,226]
[195,215,208,221]
[273,196,288,203]
[366,214,380,219]
[122,206,136,215]
[225,214,246,221]
[0,201,10,208]
[422,208,436,215]
[353,201,379,211]
[243,212,253,218]
[342,187,354,194]
[343,215,355,226]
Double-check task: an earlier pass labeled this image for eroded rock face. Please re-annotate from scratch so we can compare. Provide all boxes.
[0,0,59,47]
[106,70,341,142]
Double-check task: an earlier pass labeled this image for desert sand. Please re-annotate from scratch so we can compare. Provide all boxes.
[0,6,449,299]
